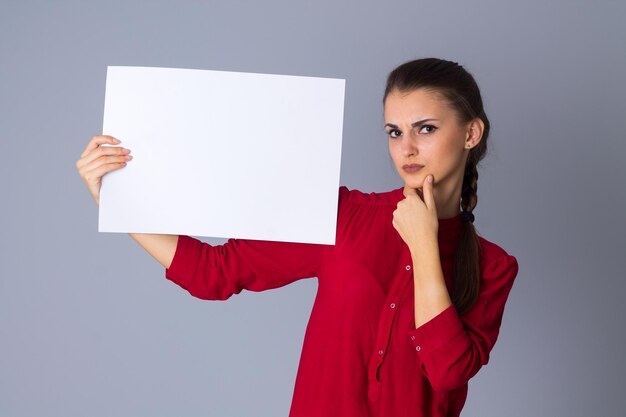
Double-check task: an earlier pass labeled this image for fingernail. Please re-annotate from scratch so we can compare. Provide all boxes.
[428,175,433,183]
[112,138,121,143]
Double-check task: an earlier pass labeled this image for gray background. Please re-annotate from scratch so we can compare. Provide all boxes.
[1,0,625,416]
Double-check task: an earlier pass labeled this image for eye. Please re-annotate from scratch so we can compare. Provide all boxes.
[386,129,402,139]
[419,124,438,134]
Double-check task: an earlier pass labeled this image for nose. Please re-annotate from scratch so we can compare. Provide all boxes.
[401,135,418,157]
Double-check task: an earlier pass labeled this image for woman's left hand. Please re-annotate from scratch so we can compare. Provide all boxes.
[392,175,439,250]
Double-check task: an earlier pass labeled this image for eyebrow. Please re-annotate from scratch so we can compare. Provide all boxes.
[384,118,440,129]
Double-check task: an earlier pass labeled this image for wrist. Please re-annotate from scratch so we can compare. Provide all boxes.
[408,235,439,258]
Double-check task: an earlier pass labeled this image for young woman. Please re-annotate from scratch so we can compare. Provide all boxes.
[77,57,518,417]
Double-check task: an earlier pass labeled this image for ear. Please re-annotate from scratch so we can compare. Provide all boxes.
[464,117,485,150]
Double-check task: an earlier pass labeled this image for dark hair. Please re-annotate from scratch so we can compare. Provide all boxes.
[383,57,489,315]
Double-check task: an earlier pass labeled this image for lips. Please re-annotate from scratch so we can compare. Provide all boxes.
[402,164,424,173]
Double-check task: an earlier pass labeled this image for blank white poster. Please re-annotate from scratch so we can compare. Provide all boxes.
[99,66,345,244]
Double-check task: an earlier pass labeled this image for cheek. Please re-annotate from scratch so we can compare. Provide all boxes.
[388,141,401,165]
[421,142,464,174]
[430,135,462,157]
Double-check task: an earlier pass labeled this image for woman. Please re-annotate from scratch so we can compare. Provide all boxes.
[77,57,518,417]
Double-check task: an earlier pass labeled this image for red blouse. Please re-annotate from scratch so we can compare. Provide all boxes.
[165,186,519,417]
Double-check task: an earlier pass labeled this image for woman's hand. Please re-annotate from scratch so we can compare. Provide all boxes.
[76,135,132,206]
[392,175,439,252]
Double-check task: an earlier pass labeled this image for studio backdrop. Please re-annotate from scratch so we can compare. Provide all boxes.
[1,1,625,416]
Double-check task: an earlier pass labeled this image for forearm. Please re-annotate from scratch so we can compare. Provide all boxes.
[410,240,452,328]
[128,233,179,269]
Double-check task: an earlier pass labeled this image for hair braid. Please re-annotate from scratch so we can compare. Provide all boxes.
[453,156,482,315]
[461,160,479,213]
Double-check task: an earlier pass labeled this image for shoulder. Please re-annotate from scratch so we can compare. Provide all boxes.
[338,185,403,207]
[334,186,403,238]
[478,236,519,282]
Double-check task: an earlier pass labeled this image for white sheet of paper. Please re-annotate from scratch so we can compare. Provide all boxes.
[99,66,345,245]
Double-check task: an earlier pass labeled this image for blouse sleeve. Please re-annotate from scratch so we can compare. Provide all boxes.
[164,235,327,300]
[406,251,519,392]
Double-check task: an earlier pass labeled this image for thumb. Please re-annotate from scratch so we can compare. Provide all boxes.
[422,175,436,210]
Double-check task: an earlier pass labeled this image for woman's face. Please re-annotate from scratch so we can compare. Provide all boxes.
[384,88,478,194]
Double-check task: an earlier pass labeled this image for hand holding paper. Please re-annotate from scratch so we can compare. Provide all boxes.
[76,134,131,206]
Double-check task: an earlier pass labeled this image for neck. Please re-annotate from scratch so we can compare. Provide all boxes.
[433,176,463,219]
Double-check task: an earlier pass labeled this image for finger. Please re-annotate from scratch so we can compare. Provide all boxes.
[82,160,127,184]
[391,214,399,231]
[402,184,419,198]
[77,144,129,170]
[422,175,436,210]
[80,135,120,159]
[79,154,131,177]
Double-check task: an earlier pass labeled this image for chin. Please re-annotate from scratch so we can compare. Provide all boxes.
[403,178,425,190]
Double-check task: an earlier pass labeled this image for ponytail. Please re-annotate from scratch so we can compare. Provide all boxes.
[453,158,482,315]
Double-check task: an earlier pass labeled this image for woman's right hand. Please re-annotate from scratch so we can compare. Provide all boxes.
[76,135,132,206]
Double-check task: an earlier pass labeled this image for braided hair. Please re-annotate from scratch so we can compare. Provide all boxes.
[383,58,490,315]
